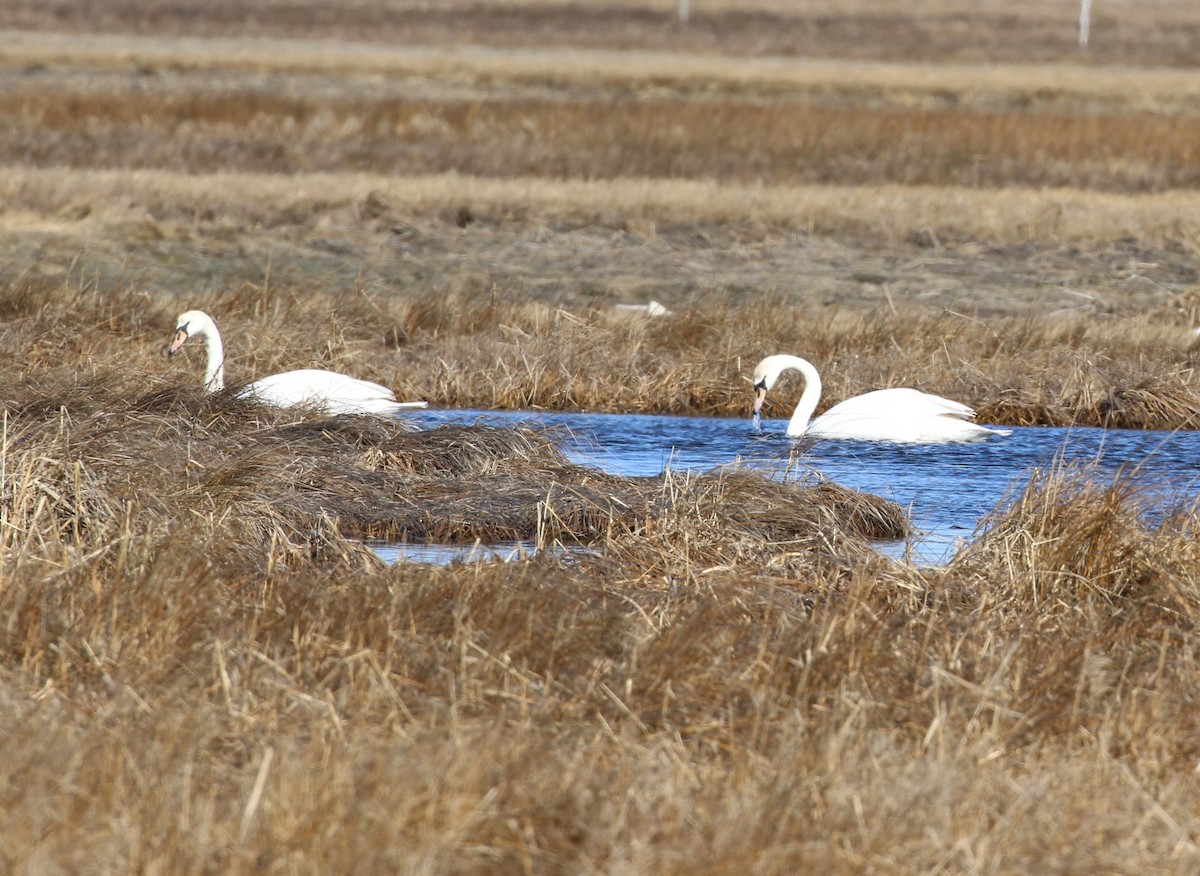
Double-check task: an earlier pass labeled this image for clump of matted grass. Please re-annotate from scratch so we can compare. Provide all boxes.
[585,467,910,589]
[906,460,1200,770]
[2,373,620,550]
[948,459,1200,614]
[976,371,1200,430]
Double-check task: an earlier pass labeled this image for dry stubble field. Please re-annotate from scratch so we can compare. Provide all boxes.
[4,1,1200,873]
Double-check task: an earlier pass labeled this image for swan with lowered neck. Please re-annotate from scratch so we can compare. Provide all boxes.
[751,354,1008,443]
[166,309,428,416]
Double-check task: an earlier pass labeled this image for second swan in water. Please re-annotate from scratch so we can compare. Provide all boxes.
[751,354,1009,443]
[167,309,428,416]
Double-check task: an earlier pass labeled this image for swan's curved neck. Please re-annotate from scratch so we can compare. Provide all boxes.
[197,323,225,392]
[780,356,822,436]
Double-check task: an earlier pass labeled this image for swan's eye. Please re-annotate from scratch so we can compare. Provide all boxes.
[754,378,767,390]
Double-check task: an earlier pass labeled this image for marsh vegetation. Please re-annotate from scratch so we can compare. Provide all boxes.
[4,1,1200,872]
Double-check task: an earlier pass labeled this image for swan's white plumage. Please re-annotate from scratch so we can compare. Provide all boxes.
[751,354,1008,443]
[167,309,427,416]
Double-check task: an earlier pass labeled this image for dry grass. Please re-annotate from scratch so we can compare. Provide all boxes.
[5,278,1200,430]
[0,365,901,554]
[4,0,1200,66]
[5,9,1200,329]
[8,30,1200,112]
[9,166,1200,246]
[5,58,1200,191]
[6,1,1200,870]
[6,348,1200,871]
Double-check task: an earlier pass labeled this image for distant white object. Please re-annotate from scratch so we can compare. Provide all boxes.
[751,354,1009,443]
[613,300,672,317]
[167,309,428,416]
[1079,0,1092,47]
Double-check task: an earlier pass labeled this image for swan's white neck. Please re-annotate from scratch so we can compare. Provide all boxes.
[773,355,823,437]
[196,322,225,392]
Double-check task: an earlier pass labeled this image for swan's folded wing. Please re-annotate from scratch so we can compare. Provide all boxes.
[917,393,977,421]
[246,369,408,414]
[808,387,998,442]
[823,388,976,421]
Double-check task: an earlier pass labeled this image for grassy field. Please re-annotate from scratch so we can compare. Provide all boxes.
[4,2,1200,873]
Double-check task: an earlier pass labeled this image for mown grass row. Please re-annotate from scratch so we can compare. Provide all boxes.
[4,0,1199,67]
[7,81,1200,192]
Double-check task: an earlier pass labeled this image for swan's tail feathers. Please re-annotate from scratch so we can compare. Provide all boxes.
[391,401,429,410]
[941,417,1012,440]
[932,399,977,421]
[954,422,1011,441]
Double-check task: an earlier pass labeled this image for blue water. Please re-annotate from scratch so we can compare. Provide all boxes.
[376,408,1200,565]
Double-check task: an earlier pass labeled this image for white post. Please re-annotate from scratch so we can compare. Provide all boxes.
[1079,0,1092,47]
[679,0,689,23]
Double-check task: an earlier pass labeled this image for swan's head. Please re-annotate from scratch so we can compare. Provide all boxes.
[167,310,215,356]
[751,357,780,415]
[751,355,815,416]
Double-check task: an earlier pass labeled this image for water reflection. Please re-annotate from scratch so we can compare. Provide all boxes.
[367,540,538,565]
[366,537,597,566]
[378,408,1200,565]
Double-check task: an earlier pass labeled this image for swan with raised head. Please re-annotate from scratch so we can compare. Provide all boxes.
[751,354,1008,443]
[167,309,428,416]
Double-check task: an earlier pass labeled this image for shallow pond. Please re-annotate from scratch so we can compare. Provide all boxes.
[372,409,1200,565]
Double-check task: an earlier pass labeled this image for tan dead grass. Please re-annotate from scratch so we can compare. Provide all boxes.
[10,410,1200,872]
[5,63,1200,192]
[6,286,1200,872]
[4,0,1199,68]
[5,2,1200,869]
[6,277,1200,430]
[6,166,1200,247]
[952,462,1174,606]
[7,29,1200,112]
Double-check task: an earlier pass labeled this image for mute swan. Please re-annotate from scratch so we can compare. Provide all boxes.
[751,354,1009,443]
[167,309,428,416]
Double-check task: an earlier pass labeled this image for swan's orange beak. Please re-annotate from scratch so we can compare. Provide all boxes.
[752,382,767,415]
[167,327,189,356]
